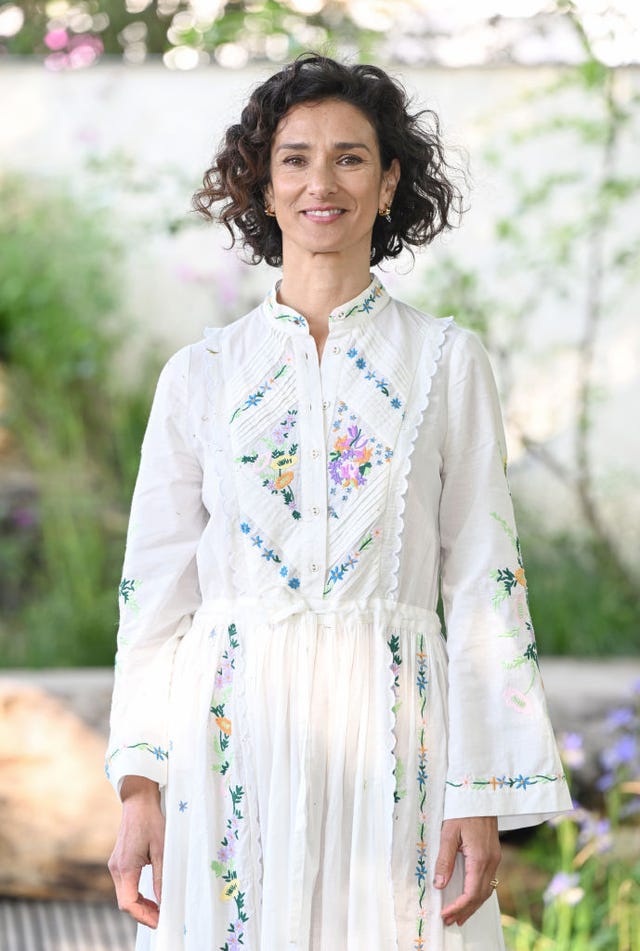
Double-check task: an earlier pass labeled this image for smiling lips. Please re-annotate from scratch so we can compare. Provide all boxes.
[302,208,346,221]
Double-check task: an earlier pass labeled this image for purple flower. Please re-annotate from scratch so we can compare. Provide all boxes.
[596,771,616,792]
[559,732,585,769]
[600,735,637,771]
[606,707,636,730]
[11,507,37,529]
[543,872,584,906]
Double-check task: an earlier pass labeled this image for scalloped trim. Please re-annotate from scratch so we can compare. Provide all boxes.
[385,316,453,599]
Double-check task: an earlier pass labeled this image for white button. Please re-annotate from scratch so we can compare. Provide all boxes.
[311,448,320,459]
[310,562,319,573]
[332,344,341,354]
[312,505,320,516]
[322,400,330,410]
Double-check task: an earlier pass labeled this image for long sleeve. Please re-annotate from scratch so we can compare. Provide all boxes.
[105,345,208,798]
[439,328,572,831]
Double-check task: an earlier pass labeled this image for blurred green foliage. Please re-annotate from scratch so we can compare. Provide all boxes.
[0,173,159,666]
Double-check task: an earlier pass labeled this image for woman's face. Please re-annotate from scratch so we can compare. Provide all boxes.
[264,98,399,270]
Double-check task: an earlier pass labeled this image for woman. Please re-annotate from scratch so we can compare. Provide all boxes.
[106,54,572,950]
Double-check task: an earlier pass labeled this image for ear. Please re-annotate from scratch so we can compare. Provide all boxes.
[381,158,400,205]
[264,182,274,209]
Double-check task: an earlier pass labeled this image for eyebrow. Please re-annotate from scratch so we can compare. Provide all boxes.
[276,141,372,153]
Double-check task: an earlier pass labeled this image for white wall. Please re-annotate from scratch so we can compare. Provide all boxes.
[2,61,639,555]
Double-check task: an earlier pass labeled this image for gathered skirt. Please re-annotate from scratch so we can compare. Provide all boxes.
[134,597,505,951]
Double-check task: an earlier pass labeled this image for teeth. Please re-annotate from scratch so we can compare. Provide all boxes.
[305,209,342,217]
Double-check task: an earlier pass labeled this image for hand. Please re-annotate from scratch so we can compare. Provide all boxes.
[434,816,501,927]
[108,776,165,929]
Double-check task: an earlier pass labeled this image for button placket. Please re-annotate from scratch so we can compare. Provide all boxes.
[294,334,328,596]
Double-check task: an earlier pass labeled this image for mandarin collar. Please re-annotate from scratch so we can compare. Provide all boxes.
[263,274,389,336]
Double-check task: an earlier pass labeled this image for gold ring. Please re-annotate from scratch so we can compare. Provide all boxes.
[489,879,499,889]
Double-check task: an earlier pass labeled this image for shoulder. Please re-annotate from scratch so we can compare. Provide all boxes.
[156,300,267,387]
[388,296,492,383]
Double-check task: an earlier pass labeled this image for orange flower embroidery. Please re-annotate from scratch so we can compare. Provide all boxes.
[216,716,232,736]
[274,470,294,489]
[514,566,527,587]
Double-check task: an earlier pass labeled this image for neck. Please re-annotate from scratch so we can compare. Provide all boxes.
[277,249,372,336]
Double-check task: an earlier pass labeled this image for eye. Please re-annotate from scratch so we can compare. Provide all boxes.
[282,155,306,167]
[338,154,364,166]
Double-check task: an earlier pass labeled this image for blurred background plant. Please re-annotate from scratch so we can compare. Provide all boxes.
[0,173,160,665]
[500,677,640,950]
[1,0,639,71]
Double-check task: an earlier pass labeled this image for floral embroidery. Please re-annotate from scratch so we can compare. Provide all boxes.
[118,577,140,610]
[239,519,300,589]
[229,359,292,424]
[210,623,249,949]
[446,772,566,791]
[104,741,168,780]
[387,633,406,803]
[274,311,307,328]
[323,528,380,596]
[179,800,188,812]
[415,633,429,944]
[330,279,384,322]
[346,345,403,410]
[490,511,540,693]
[235,408,301,519]
[328,401,392,518]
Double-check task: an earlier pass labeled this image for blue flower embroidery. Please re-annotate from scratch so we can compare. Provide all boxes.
[346,346,403,406]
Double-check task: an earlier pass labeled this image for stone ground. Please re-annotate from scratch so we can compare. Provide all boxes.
[0,658,638,950]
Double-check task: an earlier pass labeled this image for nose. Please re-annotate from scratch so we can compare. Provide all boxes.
[307,159,337,197]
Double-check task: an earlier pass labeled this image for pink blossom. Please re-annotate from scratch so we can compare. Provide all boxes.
[44,52,69,71]
[44,29,68,51]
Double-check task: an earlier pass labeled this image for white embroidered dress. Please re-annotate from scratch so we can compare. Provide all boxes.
[106,276,571,951]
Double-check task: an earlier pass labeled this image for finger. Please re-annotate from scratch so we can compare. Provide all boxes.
[120,892,160,929]
[441,858,496,927]
[433,823,460,889]
[151,842,164,906]
[112,865,160,929]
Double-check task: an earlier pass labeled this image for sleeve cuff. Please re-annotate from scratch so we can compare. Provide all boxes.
[443,771,573,831]
[105,742,170,800]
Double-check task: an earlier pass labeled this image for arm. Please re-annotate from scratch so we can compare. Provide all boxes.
[105,346,208,925]
[106,345,208,798]
[435,328,572,922]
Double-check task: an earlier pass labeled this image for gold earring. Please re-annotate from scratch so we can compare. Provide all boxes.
[379,205,392,222]
[265,206,276,217]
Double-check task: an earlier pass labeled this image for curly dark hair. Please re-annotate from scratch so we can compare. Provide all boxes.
[191,53,463,267]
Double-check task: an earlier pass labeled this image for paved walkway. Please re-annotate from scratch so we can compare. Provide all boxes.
[0,900,135,951]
